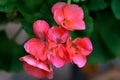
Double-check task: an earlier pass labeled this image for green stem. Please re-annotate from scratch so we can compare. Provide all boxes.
[67,0,71,4]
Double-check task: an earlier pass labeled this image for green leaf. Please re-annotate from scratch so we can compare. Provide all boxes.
[10,45,25,72]
[100,29,120,57]
[24,0,43,12]
[84,16,94,36]
[36,3,55,25]
[111,0,120,20]
[73,0,86,3]
[73,0,80,3]
[88,10,120,64]
[46,0,66,7]
[16,0,43,17]
[83,6,94,36]
[0,0,16,12]
[97,11,120,57]
[0,31,12,71]
[19,3,56,37]
[19,18,34,36]
[0,31,25,72]
[88,33,110,64]
[87,0,108,11]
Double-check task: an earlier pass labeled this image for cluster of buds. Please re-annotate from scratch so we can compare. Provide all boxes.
[20,2,93,79]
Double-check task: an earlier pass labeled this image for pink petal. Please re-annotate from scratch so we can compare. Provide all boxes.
[63,4,85,30]
[48,41,57,49]
[64,4,84,20]
[52,2,67,13]
[49,53,65,68]
[58,44,69,58]
[66,37,90,68]
[33,20,49,39]
[66,38,76,56]
[72,53,86,68]
[48,26,69,43]
[23,62,49,79]
[53,9,65,26]
[48,44,69,68]
[20,55,50,71]
[46,68,53,79]
[72,37,93,56]
[63,18,85,30]
[24,38,47,61]
[20,55,53,79]
[52,2,67,26]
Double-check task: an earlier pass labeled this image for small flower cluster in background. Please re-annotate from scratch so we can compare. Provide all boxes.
[19,2,93,79]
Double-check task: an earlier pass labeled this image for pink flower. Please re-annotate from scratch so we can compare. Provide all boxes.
[48,26,69,43]
[48,43,70,68]
[20,1,93,79]
[24,38,48,61]
[33,20,49,40]
[66,37,92,68]
[24,20,49,61]
[19,55,53,79]
[52,2,85,31]
[48,26,70,68]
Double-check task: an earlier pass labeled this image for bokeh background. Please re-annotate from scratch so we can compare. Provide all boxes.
[0,0,120,80]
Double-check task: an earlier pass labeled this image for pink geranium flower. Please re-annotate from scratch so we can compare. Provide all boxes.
[48,26,69,43]
[20,55,53,79]
[48,26,70,68]
[33,20,49,40]
[24,20,49,61]
[19,1,93,79]
[52,2,85,31]
[66,37,92,68]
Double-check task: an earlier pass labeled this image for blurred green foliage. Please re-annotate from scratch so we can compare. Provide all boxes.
[0,0,120,71]
[0,31,25,71]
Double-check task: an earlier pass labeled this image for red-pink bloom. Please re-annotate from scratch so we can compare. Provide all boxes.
[20,1,92,79]
[48,26,70,68]
[24,38,48,61]
[24,20,49,61]
[48,26,69,43]
[33,20,49,40]
[52,2,67,13]
[48,43,69,68]
[52,2,85,31]
[67,37,92,68]
[20,55,53,79]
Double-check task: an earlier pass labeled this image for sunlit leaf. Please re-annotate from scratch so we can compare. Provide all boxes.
[0,0,16,12]
[111,0,120,20]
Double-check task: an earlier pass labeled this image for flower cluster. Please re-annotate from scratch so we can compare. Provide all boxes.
[19,2,93,79]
